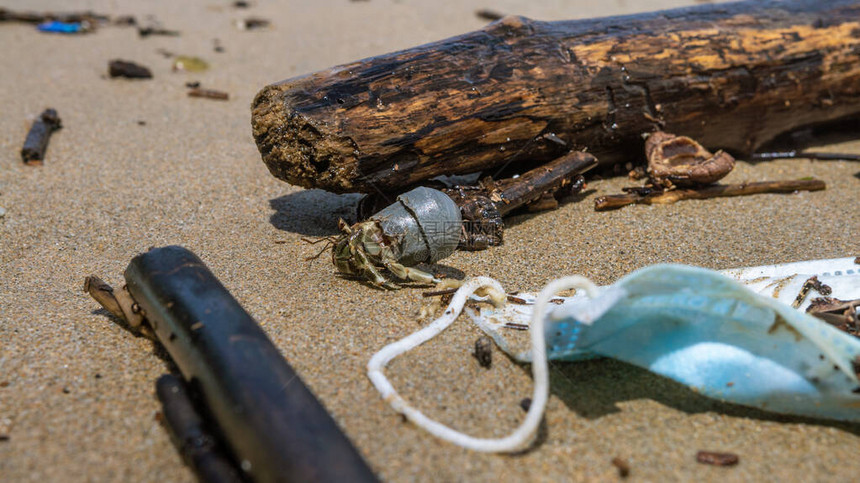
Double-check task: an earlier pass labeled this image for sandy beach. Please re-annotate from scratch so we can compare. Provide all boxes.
[1,0,859,481]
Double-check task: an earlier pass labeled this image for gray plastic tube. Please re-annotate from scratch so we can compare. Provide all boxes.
[371,187,462,266]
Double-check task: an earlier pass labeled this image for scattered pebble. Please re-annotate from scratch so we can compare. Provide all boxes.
[474,336,492,368]
[696,450,739,466]
[519,397,532,412]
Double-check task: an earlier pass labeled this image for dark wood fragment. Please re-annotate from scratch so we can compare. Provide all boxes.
[21,108,62,165]
[696,450,739,467]
[475,9,504,21]
[807,297,859,336]
[236,17,269,30]
[444,151,596,249]
[138,26,179,37]
[108,60,152,79]
[594,179,825,211]
[611,457,631,478]
[0,8,108,24]
[156,374,244,483]
[252,0,860,193]
[474,336,493,368]
[188,88,230,101]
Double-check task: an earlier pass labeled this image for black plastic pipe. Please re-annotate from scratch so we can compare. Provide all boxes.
[124,246,377,483]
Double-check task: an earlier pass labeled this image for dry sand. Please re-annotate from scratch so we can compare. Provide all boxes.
[1,0,859,481]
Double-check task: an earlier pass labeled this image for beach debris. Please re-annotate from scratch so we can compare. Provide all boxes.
[475,9,505,21]
[807,297,859,336]
[519,398,532,412]
[367,258,860,452]
[138,26,180,37]
[696,451,739,467]
[792,276,832,308]
[156,374,244,482]
[21,108,62,165]
[320,187,461,289]
[108,60,152,79]
[611,457,631,478]
[172,56,209,73]
[213,38,225,53]
[188,88,229,101]
[112,16,136,26]
[37,21,91,34]
[86,246,378,482]
[233,1,252,7]
[596,131,826,210]
[0,207,6,219]
[0,8,108,26]
[474,336,493,368]
[251,2,860,195]
[234,17,270,30]
[645,131,735,189]
[595,179,826,211]
[751,151,860,162]
[328,153,594,287]
[356,151,596,251]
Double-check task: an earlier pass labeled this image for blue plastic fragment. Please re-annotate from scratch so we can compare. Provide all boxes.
[37,21,86,34]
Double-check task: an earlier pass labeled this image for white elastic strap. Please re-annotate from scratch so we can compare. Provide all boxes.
[367,275,599,453]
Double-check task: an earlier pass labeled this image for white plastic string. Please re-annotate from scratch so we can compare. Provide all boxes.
[367,275,600,453]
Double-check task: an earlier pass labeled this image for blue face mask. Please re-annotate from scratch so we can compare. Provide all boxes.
[540,264,860,422]
[368,258,860,453]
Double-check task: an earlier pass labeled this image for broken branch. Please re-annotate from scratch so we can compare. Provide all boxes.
[594,179,826,211]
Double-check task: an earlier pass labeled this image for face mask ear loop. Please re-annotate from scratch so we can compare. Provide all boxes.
[367,275,599,453]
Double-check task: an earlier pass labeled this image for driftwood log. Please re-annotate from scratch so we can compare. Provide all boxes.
[252,0,860,194]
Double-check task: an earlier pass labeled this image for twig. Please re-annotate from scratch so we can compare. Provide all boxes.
[594,179,825,211]
[156,375,244,483]
[752,151,860,162]
[188,88,229,101]
[21,109,62,165]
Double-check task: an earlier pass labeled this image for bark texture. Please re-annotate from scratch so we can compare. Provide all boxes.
[252,0,860,193]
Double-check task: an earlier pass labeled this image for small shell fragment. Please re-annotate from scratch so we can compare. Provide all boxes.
[646,131,735,188]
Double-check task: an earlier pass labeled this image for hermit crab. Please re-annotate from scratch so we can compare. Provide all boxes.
[324,187,462,289]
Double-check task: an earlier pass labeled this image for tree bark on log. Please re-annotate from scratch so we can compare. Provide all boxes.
[251,0,860,194]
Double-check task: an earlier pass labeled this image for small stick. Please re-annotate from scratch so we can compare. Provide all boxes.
[791,275,832,308]
[489,151,598,216]
[422,287,458,297]
[0,8,108,24]
[696,450,739,467]
[108,60,152,79]
[21,108,62,165]
[752,151,860,162]
[156,375,244,483]
[83,275,125,320]
[475,9,504,21]
[188,88,229,101]
[594,179,825,211]
[138,26,179,37]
